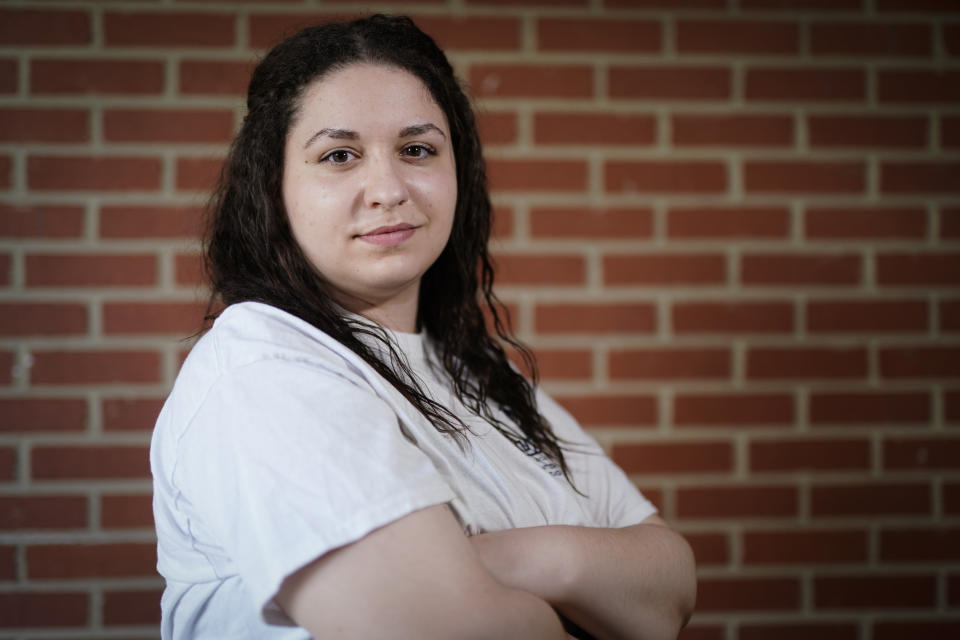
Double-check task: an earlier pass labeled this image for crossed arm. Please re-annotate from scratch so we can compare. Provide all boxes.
[276,504,696,640]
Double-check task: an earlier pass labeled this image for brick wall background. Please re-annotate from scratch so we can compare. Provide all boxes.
[1,0,958,637]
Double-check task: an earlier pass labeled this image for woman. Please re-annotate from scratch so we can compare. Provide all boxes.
[151,14,695,640]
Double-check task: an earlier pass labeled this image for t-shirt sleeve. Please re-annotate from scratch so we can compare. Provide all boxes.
[536,390,658,529]
[173,356,456,625]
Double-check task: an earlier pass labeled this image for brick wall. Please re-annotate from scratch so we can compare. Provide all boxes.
[1,0,957,638]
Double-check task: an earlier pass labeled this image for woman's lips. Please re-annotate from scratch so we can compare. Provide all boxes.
[357,223,417,247]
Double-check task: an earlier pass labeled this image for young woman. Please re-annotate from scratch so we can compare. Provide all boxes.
[151,15,695,640]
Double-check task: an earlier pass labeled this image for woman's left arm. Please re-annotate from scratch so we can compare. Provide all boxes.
[469,514,696,640]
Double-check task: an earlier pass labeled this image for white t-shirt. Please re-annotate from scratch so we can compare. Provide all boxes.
[151,301,656,639]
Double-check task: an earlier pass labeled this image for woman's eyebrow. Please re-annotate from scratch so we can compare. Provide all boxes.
[303,127,357,149]
[399,123,446,139]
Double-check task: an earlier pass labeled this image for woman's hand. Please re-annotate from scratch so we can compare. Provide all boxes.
[468,516,696,640]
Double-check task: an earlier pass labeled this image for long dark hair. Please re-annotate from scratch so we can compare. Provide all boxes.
[204,14,572,481]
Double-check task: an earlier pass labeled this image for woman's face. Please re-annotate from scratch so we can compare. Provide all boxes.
[282,63,457,322]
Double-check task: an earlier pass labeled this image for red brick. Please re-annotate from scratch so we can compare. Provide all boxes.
[0,203,84,238]
[609,66,731,100]
[677,20,799,55]
[534,112,655,146]
[884,438,960,470]
[878,70,960,103]
[0,545,13,580]
[28,156,161,191]
[0,9,90,46]
[0,593,88,627]
[492,205,514,238]
[877,0,960,11]
[607,160,727,194]
[612,442,733,474]
[99,204,202,239]
[811,482,931,517]
[808,300,928,332]
[747,68,866,102]
[681,532,728,566]
[750,438,870,471]
[606,0,724,6]
[668,206,789,238]
[874,622,960,640]
[943,208,960,238]
[881,527,960,561]
[412,16,522,51]
[0,253,8,284]
[0,398,87,433]
[609,347,730,380]
[493,254,585,286]
[947,24,960,56]
[467,0,586,6]
[740,623,858,640]
[674,393,794,427]
[175,252,204,286]
[944,116,960,148]
[810,391,931,426]
[0,108,89,143]
[101,494,154,529]
[877,253,960,286]
[0,496,87,530]
[179,59,255,96]
[748,347,868,380]
[246,13,356,49]
[811,22,932,57]
[0,59,16,94]
[528,349,592,381]
[104,108,235,143]
[535,303,655,334]
[31,59,164,95]
[742,0,862,8]
[815,574,936,608]
[538,18,660,52]
[744,160,865,193]
[103,589,162,625]
[744,530,868,564]
[103,301,206,336]
[943,299,960,331]
[102,397,165,432]
[696,577,800,612]
[809,115,927,148]
[882,161,960,194]
[741,254,861,286]
[672,301,793,334]
[176,156,223,191]
[28,542,156,579]
[948,390,960,423]
[105,11,234,47]
[25,254,156,287]
[31,445,150,480]
[30,351,161,385]
[556,395,657,427]
[488,159,588,192]
[606,254,725,287]
[0,302,88,336]
[806,206,926,239]
[530,207,652,239]
[672,114,793,147]
[477,111,517,146]
[471,64,593,98]
[677,486,798,519]
[0,156,9,190]
[881,346,960,378]
[0,446,14,480]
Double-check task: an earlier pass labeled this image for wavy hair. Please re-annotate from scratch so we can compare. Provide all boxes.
[204,14,572,482]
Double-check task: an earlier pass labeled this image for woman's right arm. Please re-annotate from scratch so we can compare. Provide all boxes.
[276,503,568,639]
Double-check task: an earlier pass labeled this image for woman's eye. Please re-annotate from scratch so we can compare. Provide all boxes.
[402,144,435,159]
[320,149,354,165]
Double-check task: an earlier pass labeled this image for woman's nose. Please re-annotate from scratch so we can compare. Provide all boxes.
[363,156,409,210]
